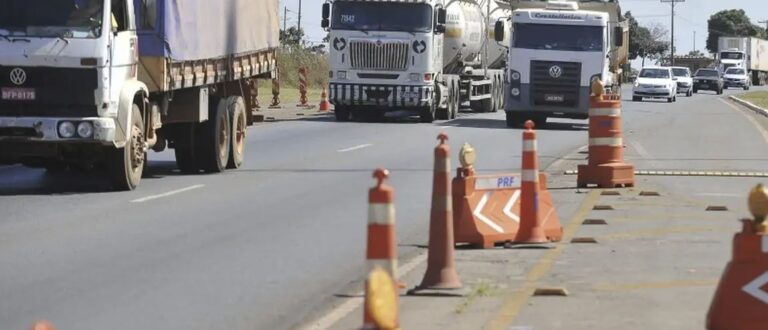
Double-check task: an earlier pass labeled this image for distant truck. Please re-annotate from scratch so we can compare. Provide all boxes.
[498,0,627,127]
[717,36,768,86]
[322,0,510,122]
[0,0,279,190]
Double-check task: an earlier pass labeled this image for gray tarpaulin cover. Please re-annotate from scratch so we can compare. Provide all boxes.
[137,0,279,61]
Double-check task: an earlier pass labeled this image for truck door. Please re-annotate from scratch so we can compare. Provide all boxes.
[109,0,138,90]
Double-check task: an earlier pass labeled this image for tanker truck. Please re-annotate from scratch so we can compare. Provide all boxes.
[497,0,628,127]
[0,0,279,190]
[321,0,510,122]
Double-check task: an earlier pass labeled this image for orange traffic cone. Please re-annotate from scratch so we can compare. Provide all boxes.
[319,87,331,112]
[707,185,768,330]
[514,120,548,243]
[413,133,462,292]
[31,321,54,330]
[364,168,399,328]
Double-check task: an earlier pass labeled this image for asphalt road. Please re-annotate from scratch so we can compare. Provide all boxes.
[1,85,766,329]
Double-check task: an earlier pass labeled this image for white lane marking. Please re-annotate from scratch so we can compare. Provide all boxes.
[130,184,205,203]
[473,192,505,233]
[337,144,373,153]
[439,126,454,129]
[720,98,768,145]
[502,190,521,223]
[301,253,428,330]
[628,140,660,168]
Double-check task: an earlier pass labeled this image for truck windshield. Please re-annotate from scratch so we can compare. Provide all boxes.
[639,69,670,79]
[513,23,603,51]
[721,52,744,60]
[331,2,432,33]
[0,0,103,38]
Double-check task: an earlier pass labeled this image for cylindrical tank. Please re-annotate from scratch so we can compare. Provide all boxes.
[443,1,485,73]
[443,0,511,72]
[483,0,512,69]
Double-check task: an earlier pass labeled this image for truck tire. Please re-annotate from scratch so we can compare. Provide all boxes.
[197,98,231,173]
[107,105,145,191]
[481,97,493,113]
[494,76,503,112]
[227,96,247,169]
[174,124,200,174]
[505,112,522,128]
[436,83,450,120]
[335,106,351,121]
[450,81,460,119]
[420,104,436,123]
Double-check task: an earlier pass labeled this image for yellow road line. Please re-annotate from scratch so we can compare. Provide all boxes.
[484,190,602,330]
[592,279,719,292]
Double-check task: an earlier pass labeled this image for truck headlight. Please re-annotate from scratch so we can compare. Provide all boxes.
[77,121,94,138]
[337,71,347,80]
[409,73,420,82]
[511,71,521,81]
[511,88,520,96]
[58,121,76,138]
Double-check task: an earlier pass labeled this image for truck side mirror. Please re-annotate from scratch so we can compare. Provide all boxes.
[435,8,447,34]
[614,27,624,47]
[494,21,505,42]
[321,3,330,29]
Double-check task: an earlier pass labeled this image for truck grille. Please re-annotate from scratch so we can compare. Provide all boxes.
[530,61,581,107]
[0,66,99,117]
[350,41,409,71]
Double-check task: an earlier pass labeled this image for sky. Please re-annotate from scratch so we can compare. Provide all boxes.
[281,0,768,57]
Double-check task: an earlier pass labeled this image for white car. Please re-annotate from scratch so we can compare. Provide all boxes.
[723,67,751,90]
[633,67,678,103]
[671,66,693,97]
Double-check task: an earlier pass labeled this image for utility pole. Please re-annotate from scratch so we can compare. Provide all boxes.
[298,0,303,34]
[693,30,696,54]
[283,7,287,33]
[661,0,685,66]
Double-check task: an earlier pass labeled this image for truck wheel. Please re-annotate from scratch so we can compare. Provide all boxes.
[420,104,435,123]
[436,84,450,120]
[505,112,521,128]
[197,98,231,173]
[494,77,503,112]
[451,81,460,119]
[227,96,247,169]
[335,106,351,121]
[107,105,145,191]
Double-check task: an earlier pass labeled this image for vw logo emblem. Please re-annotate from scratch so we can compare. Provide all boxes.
[10,68,26,85]
[549,65,563,79]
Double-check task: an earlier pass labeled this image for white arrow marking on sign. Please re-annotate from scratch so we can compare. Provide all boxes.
[473,192,504,233]
[742,271,768,304]
[502,190,521,223]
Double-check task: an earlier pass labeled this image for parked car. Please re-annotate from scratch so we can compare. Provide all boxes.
[723,67,751,90]
[632,67,678,103]
[671,66,694,97]
[693,68,724,94]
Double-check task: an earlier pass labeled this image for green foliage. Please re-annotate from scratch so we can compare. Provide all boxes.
[280,27,305,47]
[625,11,669,62]
[706,9,765,54]
[271,47,329,89]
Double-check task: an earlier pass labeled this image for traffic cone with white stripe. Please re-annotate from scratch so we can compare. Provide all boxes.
[577,80,635,188]
[413,132,462,292]
[364,168,399,328]
[514,120,549,243]
[319,86,331,112]
[707,185,768,329]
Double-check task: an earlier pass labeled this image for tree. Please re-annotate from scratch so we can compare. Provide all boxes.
[625,12,669,66]
[280,26,305,47]
[706,9,764,54]
[688,50,704,57]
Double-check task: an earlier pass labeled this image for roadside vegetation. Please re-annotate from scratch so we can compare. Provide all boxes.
[737,91,768,109]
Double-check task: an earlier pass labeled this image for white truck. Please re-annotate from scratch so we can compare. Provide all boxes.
[321,0,510,122]
[497,0,627,127]
[717,36,768,86]
[0,0,279,190]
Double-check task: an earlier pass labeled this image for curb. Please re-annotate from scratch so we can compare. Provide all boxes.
[729,95,768,118]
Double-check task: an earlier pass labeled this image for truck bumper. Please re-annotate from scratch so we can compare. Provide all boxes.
[329,83,434,109]
[504,84,590,119]
[0,117,116,144]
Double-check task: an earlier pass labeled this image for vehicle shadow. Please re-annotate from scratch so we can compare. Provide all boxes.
[445,117,588,131]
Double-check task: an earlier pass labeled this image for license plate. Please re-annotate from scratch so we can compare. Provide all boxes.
[544,94,564,102]
[2,87,36,101]
[699,84,708,88]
